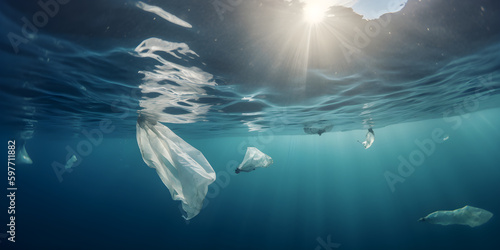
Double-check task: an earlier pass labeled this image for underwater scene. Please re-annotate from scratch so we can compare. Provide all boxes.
[1,0,500,249]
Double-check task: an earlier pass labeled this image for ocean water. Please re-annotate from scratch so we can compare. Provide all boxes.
[1,0,500,249]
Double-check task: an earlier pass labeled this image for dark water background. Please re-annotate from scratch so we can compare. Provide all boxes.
[1,0,500,249]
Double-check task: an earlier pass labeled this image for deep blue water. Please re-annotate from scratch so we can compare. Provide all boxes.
[1,0,500,249]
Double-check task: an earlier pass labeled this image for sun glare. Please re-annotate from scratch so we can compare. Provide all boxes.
[303,4,325,24]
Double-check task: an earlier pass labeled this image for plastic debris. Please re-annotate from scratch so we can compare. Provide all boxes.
[358,128,375,149]
[65,155,78,169]
[136,115,216,220]
[304,125,333,136]
[418,205,493,227]
[17,143,33,164]
[236,147,273,174]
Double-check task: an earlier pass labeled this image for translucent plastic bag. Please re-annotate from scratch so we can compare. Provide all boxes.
[419,205,493,227]
[136,116,216,220]
[65,155,78,169]
[359,128,375,149]
[17,143,33,164]
[236,147,273,174]
[303,124,333,136]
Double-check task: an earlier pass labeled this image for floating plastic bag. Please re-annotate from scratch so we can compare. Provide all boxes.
[236,147,273,174]
[65,155,78,169]
[359,128,375,149]
[136,116,216,220]
[17,143,33,164]
[303,124,333,136]
[419,205,493,227]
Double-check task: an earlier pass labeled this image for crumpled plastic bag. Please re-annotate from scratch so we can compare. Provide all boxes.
[418,205,493,227]
[236,147,273,174]
[65,155,78,169]
[359,128,375,149]
[17,143,33,164]
[303,124,333,136]
[136,115,216,220]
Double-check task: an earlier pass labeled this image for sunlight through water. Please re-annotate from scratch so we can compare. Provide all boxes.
[303,3,326,24]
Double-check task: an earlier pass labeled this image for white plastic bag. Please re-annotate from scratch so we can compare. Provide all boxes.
[419,205,493,227]
[136,116,216,220]
[359,128,375,149]
[236,147,273,174]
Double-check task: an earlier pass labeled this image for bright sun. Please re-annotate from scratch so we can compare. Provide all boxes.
[303,4,326,24]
